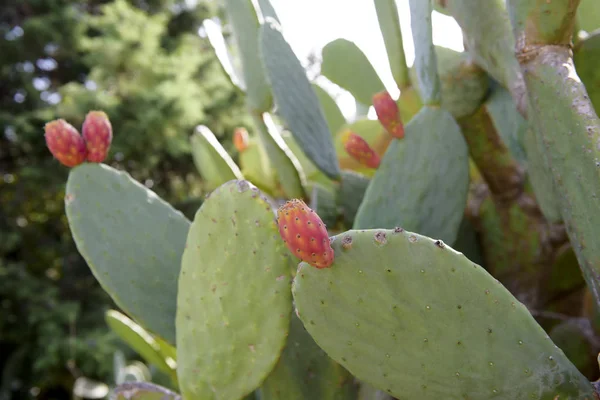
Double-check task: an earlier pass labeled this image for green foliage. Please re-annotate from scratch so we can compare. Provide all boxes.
[17,0,600,399]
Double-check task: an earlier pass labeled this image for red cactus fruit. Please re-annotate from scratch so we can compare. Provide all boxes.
[277,199,334,269]
[372,91,404,139]
[44,119,87,168]
[341,131,381,169]
[233,127,249,152]
[82,111,113,163]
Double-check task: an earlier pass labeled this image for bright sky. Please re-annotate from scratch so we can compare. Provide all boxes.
[268,0,464,118]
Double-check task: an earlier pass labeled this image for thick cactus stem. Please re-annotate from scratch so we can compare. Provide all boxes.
[44,119,87,167]
[506,0,600,308]
[458,105,525,199]
[82,111,112,163]
[277,199,334,269]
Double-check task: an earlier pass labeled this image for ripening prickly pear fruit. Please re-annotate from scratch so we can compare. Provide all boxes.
[44,119,87,168]
[373,91,404,139]
[233,127,249,152]
[277,199,334,269]
[82,111,112,163]
[341,131,381,169]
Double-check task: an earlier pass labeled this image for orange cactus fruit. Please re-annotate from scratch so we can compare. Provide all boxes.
[233,127,250,152]
[277,199,334,269]
[82,111,113,163]
[44,119,88,168]
[372,91,404,139]
[341,131,381,169]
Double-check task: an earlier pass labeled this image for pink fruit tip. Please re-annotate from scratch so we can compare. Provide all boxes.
[44,119,87,168]
[82,110,113,163]
[276,199,334,269]
[372,91,404,139]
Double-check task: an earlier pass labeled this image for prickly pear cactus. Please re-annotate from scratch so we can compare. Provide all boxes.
[65,163,190,344]
[292,229,596,399]
[176,180,292,400]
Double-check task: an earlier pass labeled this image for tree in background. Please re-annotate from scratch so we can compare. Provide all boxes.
[0,1,248,399]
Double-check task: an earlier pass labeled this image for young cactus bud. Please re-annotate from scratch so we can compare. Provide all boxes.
[44,119,87,168]
[341,131,381,169]
[372,91,404,139]
[82,111,113,163]
[277,199,334,269]
[233,127,249,152]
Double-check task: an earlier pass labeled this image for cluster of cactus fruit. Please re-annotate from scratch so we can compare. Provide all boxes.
[44,0,600,398]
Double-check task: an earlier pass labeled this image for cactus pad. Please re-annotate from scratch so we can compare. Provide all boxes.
[320,39,385,106]
[105,310,175,377]
[292,229,595,399]
[223,0,272,112]
[259,19,341,180]
[176,180,292,400]
[312,83,346,136]
[354,106,469,246]
[65,163,190,344]
[258,313,357,400]
[191,125,244,191]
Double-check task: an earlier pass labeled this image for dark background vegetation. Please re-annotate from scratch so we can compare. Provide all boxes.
[0,1,249,398]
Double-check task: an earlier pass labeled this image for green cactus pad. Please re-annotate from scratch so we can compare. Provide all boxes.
[485,87,528,165]
[409,46,489,119]
[239,137,278,196]
[176,180,292,400]
[397,86,423,123]
[338,171,370,229]
[577,0,600,33]
[259,19,341,180]
[320,38,386,106]
[354,106,469,246]
[256,0,280,23]
[408,0,440,105]
[65,163,190,344]
[312,84,346,136]
[105,310,175,377]
[191,125,244,191]
[252,113,307,199]
[524,54,600,312]
[257,313,357,400]
[374,0,409,89]
[522,126,562,223]
[438,0,521,93]
[292,229,596,399]
[574,30,600,112]
[203,19,245,91]
[283,133,332,188]
[224,0,272,112]
[309,183,338,229]
[112,382,181,400]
